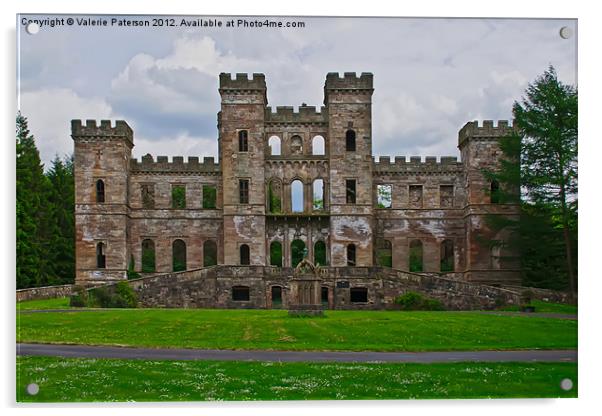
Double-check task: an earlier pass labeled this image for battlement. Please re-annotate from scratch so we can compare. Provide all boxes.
[458,120,514,146]
[71,119,133,146]
[265,105,328,124]
[324,72,373,90]
[130,154,221,173]
[219,72,266,90]
[372,155,463,173]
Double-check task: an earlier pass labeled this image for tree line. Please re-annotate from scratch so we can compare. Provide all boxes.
[16,113,75,289]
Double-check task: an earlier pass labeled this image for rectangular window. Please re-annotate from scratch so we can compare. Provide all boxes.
[346,179,356,204]
[377,184,392,208]
[239,179,249,204]
[141,184,155,209]
[202,185,217,209]
[171,185,186,209]
[409,185,423,208]
[350,287,368,303]
[440,185,454,208]
[232,286,250,301]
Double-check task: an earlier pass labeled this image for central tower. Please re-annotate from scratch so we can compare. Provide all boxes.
[324,72,375,266]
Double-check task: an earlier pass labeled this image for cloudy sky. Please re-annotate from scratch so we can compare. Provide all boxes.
[17,15,577,167]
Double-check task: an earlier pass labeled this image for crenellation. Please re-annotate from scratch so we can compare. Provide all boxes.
[458,119,514,146]
[71,119,133,147]
[130,155,221,173]
[219,72,266,90]
[265,105,328,124]
[324,72,374,90]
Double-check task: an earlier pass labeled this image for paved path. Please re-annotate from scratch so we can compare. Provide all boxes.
[17,343,577,363]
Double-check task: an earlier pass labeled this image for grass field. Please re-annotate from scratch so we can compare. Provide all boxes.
[17,297,71,310]
[17,308,577,352]
[501,300,578,314]
[16,356,577,401]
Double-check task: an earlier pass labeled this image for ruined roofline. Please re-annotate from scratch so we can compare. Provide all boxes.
[71,119,133,146]
[458,120,515,146]
[324,72,374,90]
[265,105,328,123]
[373,156,463,173]
[130,154,220,173]
[219,72,266,90]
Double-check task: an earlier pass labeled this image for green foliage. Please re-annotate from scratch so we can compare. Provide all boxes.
[141,243,156,273]
[69,287,88,307]
[409,245,423,272]
[127,255,141,280]
[484,67,578,294]
[115,281,138,308]
[88,282,137,308]
[202,185,217,209]
[268,182,281,213]
[16,113,75,289]
[377,185,392,208]
[270,242,282,267]
[291,240,305,268]
[395,291,445,311]
[314,241,327,266]
[171,185,186,209]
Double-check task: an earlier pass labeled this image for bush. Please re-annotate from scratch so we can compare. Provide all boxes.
[89,286,113,308]
[88,282,137,308]
[69,286,88,307]
[395,291,445,311]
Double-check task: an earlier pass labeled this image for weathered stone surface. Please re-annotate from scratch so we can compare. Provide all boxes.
[16,284,74,302]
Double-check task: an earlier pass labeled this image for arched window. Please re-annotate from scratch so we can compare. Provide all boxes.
[268,136,281,156]
[203,240,217,267]
[291,239,305,268]
[172,239,186,272]
[347,244,356,266]
[440,239,454,272]
[270,241,282,267]
[141,239,155,272]
[313,179,324,211]
[409,239,423,272]
[314,240,327,266]
[346,130,356,152]
[376,239,392,267]
[96,179,105,203]
[290,135,303,155]
[490,180,500,204]
[268,179,282,213]
[238,130,249,152]
[240,244,250,265]
[96,242,106,269]
[291,180,304,213]
[312,135,325,155]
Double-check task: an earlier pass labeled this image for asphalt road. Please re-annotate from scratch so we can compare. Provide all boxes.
[17,343,577,363]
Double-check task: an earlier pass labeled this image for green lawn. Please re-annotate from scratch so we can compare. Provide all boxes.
[17,297,71,310]
[17,308,577,352]
[502,300,577,314]
[16,356,577,401]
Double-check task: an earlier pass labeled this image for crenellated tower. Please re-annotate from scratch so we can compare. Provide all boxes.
[72,119,133,285]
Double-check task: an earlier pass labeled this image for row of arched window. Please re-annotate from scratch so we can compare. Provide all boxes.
[268,178,325,213]
[237,129,357,156]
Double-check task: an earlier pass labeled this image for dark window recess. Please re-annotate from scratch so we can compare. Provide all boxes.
[172,239,187,272]
[347,244,356,266]
[240,244,250,265]
[350,287,368,303]
[96,242,106,269]
[141,239,155,272]
[141,184,155,209]
[346,180,357,204]
[321,287,329,305]
[346,129,356,151]
[238,130,249,152]
[202,185,217,209]
[96,179,105,203]
[239,179,249,204]
[440,239,454,272]
[409,239,423,272]
[270,241,282,267]
[490,180,500,204]
[172,185,186,209]
[271,286,282,306]
[203,240,218,267]
[232,286,250,301]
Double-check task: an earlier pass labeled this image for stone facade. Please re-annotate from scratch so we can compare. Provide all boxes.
[16,284,74,302]
[73,72,521,306]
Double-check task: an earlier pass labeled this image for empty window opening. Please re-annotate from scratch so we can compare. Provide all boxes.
[409,239,423,272]
[346,130,356,152]
[172,185,186,209]
[314,240,327,266]
[290,135,303,155]
[291,239,306,268]
[490,180,500,204]
[172,239,187,272]
[350,287,368,303]
[321,286,329,306]
[271,286,282,307]
[96,179,105,203]
[313,179,324,211]
[376,239,392,267]
[409,185,423,208]
[202,185,217,209]
[141,239,155,273]
[268,179,282,213]
[203,240,218,267]
[270,241,283,267]
[238,130,249,152]
[96,242,106,269]
[346,179,357,204]
[440,239,454,272]
[240,244,250,265]
[440,185,454,208]
[291,180,304,212]
[141,184,154,209]
[347,244,357,266]
[312,135,325,155]
[239,179,249,204]
[268,135,281,156]
[377,184,392,208]
[232,286,250,301]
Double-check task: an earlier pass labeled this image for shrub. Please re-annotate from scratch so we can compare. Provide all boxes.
[395,291,445,311]
[69,286,88,307]
[89,287,112,308]
[115,281,138,308]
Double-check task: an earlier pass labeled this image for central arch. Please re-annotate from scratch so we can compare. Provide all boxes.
[291,239,306,268]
